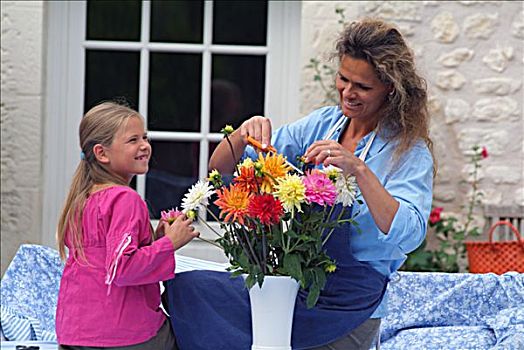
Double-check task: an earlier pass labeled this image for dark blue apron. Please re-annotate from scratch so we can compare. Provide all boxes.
[166,205,388,349]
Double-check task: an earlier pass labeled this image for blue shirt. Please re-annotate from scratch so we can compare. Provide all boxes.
[245,106,434,317]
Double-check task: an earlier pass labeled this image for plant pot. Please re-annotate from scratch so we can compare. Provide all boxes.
[247,275,300,350]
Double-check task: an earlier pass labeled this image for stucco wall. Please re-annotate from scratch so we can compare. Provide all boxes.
[300,1,524,227]
[1,1,44,274]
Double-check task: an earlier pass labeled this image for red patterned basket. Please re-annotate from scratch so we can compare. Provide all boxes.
[465,221,524,274]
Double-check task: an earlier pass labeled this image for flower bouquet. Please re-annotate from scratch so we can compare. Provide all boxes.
[163,126,359,308]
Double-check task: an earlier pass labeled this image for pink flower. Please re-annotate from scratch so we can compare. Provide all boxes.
[160,208,183,224]
[303,170,337,206]
[429,207,443,224]
[481,147,488,159]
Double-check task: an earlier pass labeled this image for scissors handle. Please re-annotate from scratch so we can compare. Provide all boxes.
[246,135,277,153]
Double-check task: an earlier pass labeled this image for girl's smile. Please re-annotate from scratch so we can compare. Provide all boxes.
[102,116,151,183]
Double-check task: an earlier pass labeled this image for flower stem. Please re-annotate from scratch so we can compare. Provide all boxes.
[463,148,481,237]
[240,225,263,271]
[198,212,223,238]
[196,236,222,248]
[261,226,267,274]
[323,206,346,245]
[225,135,241,176]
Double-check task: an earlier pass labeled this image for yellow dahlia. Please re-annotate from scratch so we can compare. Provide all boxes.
[274,173,306,215]
[258,152,291,193]
[238,157,254,170]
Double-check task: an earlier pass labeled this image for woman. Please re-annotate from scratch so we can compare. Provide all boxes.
[168,18,434,350]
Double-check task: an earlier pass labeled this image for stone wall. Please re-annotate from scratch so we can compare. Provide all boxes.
[1,1,44,274]
[1,1,522,275]
[300,1,524,231]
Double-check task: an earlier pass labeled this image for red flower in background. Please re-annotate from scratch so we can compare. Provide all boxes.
[481,147,488,159]
[429,207,443,224]
[247,194,283,226]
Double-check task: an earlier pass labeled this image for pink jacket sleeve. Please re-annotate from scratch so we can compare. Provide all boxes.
[102,188,175,289]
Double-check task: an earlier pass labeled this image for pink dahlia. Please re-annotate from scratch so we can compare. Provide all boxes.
[303,171,337,206]
[160,208,184,224]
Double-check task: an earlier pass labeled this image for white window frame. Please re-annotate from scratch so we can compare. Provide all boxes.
[43,0,301,260]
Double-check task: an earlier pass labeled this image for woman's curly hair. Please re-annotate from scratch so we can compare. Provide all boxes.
[334,18,435,170]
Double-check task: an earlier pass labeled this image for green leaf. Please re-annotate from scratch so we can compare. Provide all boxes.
[230,270,244,278]
[283,254,303,281]
[245,274,256,289]
[306,285,320,309]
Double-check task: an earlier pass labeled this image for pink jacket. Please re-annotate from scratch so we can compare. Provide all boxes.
[56,186,175,347]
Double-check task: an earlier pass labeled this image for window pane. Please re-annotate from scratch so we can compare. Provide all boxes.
[146,141,200,219]
[86,0,141,41]
[84,50,140,112]
[148,53,202,132]
[150,0,203,43]
[207,141,222,222]
[213,0,267,46]
[211,54,265,132]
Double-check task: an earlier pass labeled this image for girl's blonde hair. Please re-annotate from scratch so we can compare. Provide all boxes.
[57,102,142,261]
[334,18,436,173]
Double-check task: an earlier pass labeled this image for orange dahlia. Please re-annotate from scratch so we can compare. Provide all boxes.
[258,152,291,193]
[214,183,251,225]
[233,165,261,193]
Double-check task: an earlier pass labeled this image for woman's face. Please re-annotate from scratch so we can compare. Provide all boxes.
[335,55,390,126]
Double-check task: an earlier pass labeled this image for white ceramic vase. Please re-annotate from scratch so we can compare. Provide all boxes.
[247,275,300,350]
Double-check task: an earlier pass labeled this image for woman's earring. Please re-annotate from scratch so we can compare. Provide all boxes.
[389,90,395,96]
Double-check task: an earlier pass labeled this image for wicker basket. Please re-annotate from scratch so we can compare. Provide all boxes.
[465,221,524,274]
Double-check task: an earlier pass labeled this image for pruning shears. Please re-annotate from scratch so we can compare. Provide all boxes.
[246,135,303,175]
[246,135,277,153]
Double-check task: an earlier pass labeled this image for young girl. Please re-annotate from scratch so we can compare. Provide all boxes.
[56,102,198,349]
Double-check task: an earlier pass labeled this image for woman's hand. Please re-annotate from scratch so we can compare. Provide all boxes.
[209,115,272,173]
[238,115,272,148]
[305,140,400,233]
[162,215,200,250]
[304,140,365,176]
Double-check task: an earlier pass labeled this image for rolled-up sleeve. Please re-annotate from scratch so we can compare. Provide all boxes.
[377,146,434,254]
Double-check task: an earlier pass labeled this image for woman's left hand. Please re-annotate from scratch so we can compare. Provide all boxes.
[304,140,364,176]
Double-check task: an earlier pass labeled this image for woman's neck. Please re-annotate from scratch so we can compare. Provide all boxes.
[345,119,376,139]
[339,119,377,153]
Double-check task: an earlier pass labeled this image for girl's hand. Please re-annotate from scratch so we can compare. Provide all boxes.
[155,220,166,239]
[163,215,200,250]
[239,115,272,149]
[304,140,365,176]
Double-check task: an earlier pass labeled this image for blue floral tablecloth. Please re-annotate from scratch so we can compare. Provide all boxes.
[381,272,524,349]
[1,244,523,349]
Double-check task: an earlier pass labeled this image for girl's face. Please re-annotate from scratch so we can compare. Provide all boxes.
[103,116,151,183]
[335,55,390,127]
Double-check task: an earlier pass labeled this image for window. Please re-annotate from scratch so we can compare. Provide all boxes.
[43,1,301,260]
